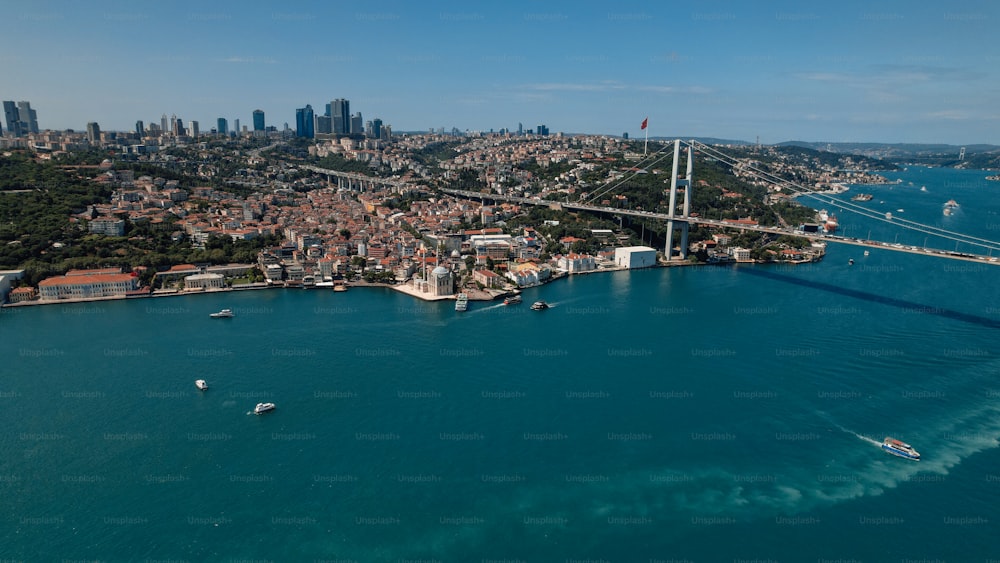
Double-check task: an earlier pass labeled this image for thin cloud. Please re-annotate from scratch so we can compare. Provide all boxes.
[217,56,278,64]
[524,82,711,94]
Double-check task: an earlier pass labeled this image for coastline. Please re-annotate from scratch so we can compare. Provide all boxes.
[3,259,722,311]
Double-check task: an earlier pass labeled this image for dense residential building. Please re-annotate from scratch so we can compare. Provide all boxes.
[88,217,125,236]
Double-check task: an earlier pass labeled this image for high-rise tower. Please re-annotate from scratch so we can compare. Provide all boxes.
[295,105,314,138]
[86,122,101,143]
[253,109,265,131]
[3,101,21,137]
[330,99,349,135]
[17,102,38,133]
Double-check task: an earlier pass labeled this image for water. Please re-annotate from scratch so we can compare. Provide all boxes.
[3,167,1000,562]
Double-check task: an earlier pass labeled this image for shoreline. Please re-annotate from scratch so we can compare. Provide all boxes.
[2,259,716,311]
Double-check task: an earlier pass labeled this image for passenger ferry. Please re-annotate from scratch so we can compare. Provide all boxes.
[455,293,469,312]
[503,295,522,305]
[530,300,549,311]
[882,437,920,461]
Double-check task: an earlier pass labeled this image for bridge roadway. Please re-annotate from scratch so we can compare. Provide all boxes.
[440,188,1000,266]
[300,164,409,190]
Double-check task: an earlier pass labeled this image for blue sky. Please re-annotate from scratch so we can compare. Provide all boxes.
[2,0,997,144]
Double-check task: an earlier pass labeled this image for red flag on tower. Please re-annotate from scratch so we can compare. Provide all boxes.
[640,117,648,130]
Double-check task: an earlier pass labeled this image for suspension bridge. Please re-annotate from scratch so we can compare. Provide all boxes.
[441,139,1000,266]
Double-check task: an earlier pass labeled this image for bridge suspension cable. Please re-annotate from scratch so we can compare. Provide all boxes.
[580,140,676,205]
[688,140,1000,252]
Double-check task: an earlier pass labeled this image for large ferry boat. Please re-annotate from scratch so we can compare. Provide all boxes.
[503,294,522,305]
[851,193,873,202]
[210,309,234,318]
[882,437,920,461]
[530,300,549,311]
[254,402,276,415]
[455,293,469,312]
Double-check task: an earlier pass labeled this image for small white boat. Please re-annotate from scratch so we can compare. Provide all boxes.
[531,300,549,311]
[195,379,208,391]
[254,402,275,415]
[210,309,234,318]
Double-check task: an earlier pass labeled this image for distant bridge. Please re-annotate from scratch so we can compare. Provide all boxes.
[441,139,1000,266]
[300,164,410,192]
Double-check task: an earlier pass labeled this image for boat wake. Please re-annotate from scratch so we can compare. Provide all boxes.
[815,411,883,448]
[836,425,882,448]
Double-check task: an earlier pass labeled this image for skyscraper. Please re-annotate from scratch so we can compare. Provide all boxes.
[315,115,332,135]
[295,104,314,138]
[171,114,180,136]
[330,99,349,135]
[135,120,144,138]
[217,118,228,136]
[161,114,168,134]
[3,101,21,137]
[253,110,265,132]
[17,102,38,134]
[86,122,101,143]
[190,121,199,138]
[234,119,240,135]
[372,118,383,140]
[350,112,363,136]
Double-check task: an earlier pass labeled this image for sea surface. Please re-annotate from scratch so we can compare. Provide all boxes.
[3,166,999,562]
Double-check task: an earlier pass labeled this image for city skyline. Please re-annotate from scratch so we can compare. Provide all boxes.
[1,0,997,144]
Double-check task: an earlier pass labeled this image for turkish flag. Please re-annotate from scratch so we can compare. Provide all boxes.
[640,117,648,130]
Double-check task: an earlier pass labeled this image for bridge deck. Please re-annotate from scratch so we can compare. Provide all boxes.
[440,188,1000,266]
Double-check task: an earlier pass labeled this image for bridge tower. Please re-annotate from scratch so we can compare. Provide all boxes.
[665,139,693,260]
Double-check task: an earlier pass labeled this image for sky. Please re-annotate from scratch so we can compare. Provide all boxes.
[1,0,998,144]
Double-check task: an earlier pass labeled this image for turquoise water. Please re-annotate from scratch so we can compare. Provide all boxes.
[3,167,1000,562]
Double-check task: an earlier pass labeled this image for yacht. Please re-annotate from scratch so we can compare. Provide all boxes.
[531,300,549,311]
[254,402,276,415]
[503,295,522,305]
[455,293,469,312]
[195,379,208,391]
[210,309,234,318]
[882,437,920,461]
